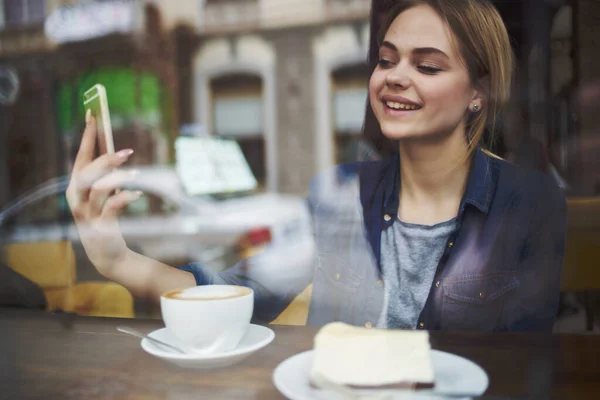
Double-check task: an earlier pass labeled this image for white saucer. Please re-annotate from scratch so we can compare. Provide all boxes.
[273,350,488,400]
[141,324,275,369]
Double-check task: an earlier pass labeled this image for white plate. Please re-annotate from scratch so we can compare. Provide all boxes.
[141,324,275,369]
[273,350,488,400]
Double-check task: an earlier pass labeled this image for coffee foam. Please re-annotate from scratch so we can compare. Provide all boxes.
[163,285,252,301]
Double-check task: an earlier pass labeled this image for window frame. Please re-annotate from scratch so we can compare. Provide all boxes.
[0,1,5,29]
[1,0,46,28]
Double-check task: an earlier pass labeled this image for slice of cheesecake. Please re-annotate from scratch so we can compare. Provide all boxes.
[310,322,435,390]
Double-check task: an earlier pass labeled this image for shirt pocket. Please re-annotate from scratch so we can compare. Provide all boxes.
[441,274,520,331]
[309,252,367,325]
[316,252,364,291]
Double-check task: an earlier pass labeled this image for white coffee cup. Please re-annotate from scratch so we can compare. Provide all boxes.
[160,285,254,355]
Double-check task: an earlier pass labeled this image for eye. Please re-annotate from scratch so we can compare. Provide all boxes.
[418,65,442,74]
[377,58,394,68]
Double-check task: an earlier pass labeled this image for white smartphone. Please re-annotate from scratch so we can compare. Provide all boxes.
[83,83,114,155]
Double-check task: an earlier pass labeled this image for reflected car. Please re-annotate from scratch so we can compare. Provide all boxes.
[0,166,316,277]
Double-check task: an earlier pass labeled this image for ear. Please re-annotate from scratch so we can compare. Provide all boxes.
[471,75,490,109]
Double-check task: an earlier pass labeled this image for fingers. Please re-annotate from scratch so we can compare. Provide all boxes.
[73,110,96,173]
[66,184,85,219]
[76,149,135,187]
[74,190,142,237]
[69,110,134,215]
[66,177,87,216]
[101,190,143,220]
[88,169,140,216]
[68,149,134,211]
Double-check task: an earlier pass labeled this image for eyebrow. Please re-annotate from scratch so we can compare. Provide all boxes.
[380,41,450,59]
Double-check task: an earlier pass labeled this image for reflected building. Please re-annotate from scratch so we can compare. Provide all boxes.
[174,0,373,194]
[0,0,181,214]
[1,0,599,207]
[159,0,600,196]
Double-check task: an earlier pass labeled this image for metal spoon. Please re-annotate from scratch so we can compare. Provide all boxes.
[117,326,186,354]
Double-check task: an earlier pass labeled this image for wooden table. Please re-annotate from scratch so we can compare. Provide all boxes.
[1,309,599,399]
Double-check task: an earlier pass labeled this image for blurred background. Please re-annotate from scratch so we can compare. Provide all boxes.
[0,0,598,331]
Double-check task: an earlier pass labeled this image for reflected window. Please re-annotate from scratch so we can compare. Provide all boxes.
[334,88,368,132]
[211,74,266,187]
[123,192,179,218]
[214,97,262,136]
[203,0,260,30]
[332,64,369,164]
[2,0,45,27]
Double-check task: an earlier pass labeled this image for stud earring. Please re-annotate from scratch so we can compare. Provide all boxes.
[473,104,480,112]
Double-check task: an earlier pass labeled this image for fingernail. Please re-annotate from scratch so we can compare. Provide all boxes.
[85,109,91,124]
[117,149,134,158]
[131,190,143,200]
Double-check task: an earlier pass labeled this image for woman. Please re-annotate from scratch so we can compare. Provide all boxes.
[66,0,566,332]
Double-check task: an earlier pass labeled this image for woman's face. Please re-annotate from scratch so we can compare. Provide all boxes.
[369,5,481,142]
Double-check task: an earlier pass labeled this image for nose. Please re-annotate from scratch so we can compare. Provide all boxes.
[385,63,411,89]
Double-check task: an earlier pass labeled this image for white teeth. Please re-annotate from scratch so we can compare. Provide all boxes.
[385,101,419,110]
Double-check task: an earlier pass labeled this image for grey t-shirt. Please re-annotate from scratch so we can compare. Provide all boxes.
[378,217,457,329]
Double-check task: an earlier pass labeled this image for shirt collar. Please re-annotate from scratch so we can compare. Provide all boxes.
[380,147,496,218]
[459,147,496,215]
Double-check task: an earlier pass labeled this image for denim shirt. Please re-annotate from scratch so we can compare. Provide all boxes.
[181,148,567,332]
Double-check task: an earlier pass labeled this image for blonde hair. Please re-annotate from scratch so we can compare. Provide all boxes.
[371,0,515,156]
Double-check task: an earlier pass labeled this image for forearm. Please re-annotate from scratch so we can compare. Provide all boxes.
[103,248,196,303]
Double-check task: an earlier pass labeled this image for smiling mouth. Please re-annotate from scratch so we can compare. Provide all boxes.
[384,101,421,111]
